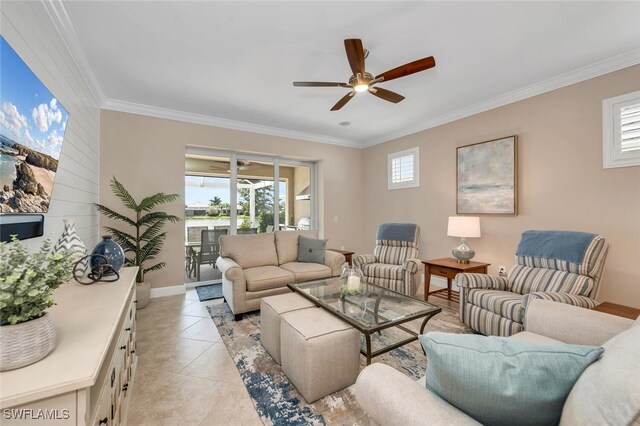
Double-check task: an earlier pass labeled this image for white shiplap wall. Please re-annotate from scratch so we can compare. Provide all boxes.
[1,2,100,249]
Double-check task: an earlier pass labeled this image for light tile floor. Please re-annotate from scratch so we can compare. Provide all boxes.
[127,284,451,425]
[127,289,263,426]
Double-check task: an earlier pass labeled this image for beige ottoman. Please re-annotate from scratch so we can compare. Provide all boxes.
[260,293,315,364]
[280,307,360,403]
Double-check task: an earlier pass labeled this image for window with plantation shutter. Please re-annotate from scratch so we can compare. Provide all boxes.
[388,147,419,190]
[603,90,640,168]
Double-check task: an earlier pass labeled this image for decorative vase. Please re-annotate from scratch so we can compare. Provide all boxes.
[91,235,125,275]
[339,267,365,297]
[136,281,151,309]
[0,313,56,371]
[53,219,88,277]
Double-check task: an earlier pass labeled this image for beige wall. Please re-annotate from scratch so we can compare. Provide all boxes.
[100,110,365,288]
[362,65,640,306]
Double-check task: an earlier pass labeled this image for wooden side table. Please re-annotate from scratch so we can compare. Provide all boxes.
[592,302,640,320]
[422,258,491,303]
[327,249,355,266]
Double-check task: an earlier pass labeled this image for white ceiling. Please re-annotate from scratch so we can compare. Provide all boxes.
[62,1,640,147]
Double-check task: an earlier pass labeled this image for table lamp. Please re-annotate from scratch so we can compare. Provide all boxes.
[447,216,481,263]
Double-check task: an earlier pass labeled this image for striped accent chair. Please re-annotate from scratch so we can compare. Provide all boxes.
[457,230,609,337]
[353,223,423,296]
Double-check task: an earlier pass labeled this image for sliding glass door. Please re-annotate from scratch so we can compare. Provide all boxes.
[184,149,316,284]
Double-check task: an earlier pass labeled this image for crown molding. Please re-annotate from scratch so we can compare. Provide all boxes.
[102,98,362,148]
[362,48,640,148]
[41,0,106,106]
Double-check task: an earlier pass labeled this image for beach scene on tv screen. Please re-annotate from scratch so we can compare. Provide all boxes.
[0,36,68,213]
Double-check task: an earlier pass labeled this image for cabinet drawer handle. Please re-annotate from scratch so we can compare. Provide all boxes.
[120,345,126,350]
[131,350,136,354]
[122,383,129,391]
[125,327,131,331]
[99,417,108,425]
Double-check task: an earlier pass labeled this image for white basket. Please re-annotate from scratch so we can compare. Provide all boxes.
[0,313,56,371]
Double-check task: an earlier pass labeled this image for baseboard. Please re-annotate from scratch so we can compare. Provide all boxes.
[150,284,186,298]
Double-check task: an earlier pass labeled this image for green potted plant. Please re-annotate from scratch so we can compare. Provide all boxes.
[95,177,180,309]
[0,237,74,371]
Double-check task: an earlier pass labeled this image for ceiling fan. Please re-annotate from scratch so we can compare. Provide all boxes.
[208,159,254,172]
[293,38,436,111]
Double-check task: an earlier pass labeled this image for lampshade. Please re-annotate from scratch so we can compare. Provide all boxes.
[447,216,481,238]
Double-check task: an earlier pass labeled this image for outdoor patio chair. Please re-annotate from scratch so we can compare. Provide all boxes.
[238,228,258,234]
[187,226,208,243]
[197,228,228,280]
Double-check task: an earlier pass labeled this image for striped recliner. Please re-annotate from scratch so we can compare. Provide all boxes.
[456,230,609,337]
[353,223,423,296]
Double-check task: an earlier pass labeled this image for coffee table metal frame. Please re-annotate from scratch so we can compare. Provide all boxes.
[288,279,442,365]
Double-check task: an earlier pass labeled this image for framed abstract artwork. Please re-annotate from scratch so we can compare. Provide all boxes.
[456,135,518,215]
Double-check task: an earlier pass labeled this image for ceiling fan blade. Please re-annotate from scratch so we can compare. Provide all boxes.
[344,39,366,75]
[293,81,350,87]
[375,56,436,82]
[369,87,405,103]
[330,92,355,111]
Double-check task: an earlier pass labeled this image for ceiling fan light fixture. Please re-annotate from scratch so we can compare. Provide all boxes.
[354,83,369,93]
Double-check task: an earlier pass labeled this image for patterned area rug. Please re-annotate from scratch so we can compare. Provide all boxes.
[195,283,223,301]
[207,299,467,425]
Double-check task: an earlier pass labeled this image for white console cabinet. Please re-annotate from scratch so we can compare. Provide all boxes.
[1,267,138,426]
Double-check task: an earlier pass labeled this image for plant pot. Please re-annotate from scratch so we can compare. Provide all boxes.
[136,281,151,309]
[0,313,56,371]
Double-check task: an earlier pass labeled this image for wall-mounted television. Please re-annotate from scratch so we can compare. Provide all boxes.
[0,35,68,214]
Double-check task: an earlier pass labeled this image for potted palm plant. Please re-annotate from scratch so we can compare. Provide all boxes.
[95,177,180,309]
[0,237,74,371]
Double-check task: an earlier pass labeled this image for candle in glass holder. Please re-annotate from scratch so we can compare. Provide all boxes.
[347,275,360,291]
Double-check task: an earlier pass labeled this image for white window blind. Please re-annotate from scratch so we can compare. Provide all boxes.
[603,90,640,169]
[391,155,414,183]
[388,147,419,190]
[620,103,640,154]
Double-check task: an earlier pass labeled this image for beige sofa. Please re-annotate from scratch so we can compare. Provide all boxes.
[217,230,345,320]
[355,300,639,425]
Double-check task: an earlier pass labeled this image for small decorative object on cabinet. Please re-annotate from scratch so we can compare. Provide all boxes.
[91,235,125,275]
[53,219,88,276]
[447,216,481,263]
[457,135,518,215]
[0,237,73,371]
[95,177,180,304]
[0,267,138,426]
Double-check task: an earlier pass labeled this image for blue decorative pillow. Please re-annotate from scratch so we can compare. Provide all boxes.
[419,332,604,426]
[297,236,327,264]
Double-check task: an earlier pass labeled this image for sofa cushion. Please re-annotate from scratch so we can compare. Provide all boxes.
[560,319,640,426]
[420,332,603,426]
[297,236,327,264]
[280,262,332,282]
[275,230,318,265]
[220,233,278,269]
[467,289,524,323]
[243,265,294,292]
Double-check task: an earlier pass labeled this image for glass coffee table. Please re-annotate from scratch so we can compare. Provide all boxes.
[288,277,442,364]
